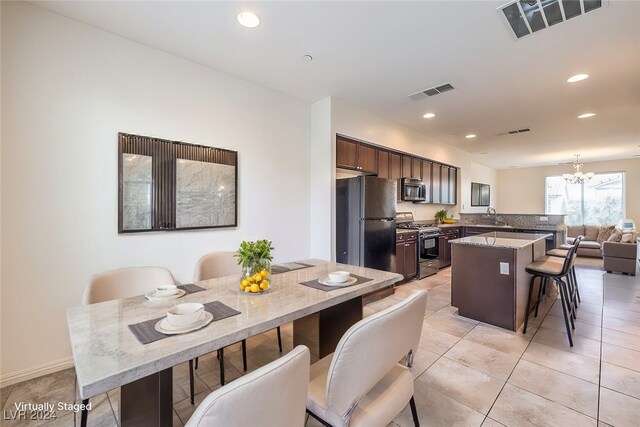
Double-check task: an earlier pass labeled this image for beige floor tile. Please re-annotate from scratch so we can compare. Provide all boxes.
[174,410,184,427]
[604,286,640,304]
[602,343,640,372]
[1,368,78,425]
[426,296,451,312]
[424,309,478,338]
[422,357,504,414]
[603,299,640,314]
[174,390,210,425]
[394,379,485,427]
[1,385,14,410]
[602,316,640,337]
[574,310,603,327]
[522,342,600,384]
[173,362,209,403]
[508,359,599,418]
[443,339,519,381]
[601,362,640,399]
[602,328,640,352]
[577,302,604,315]
[531,327,601,359]
[464,324,531,357]
[410,348,440,379]
[599,387,640,427]
[488,384,597,427]
[481,418,505,426]
[73,393,117,427]
[418,325,461,356]
[603,306,640,323]
[542,314,602,341]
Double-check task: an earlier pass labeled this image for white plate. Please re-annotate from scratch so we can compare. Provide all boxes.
[154,311,213,335]
[318,276,358,287]
[145,289,186,302]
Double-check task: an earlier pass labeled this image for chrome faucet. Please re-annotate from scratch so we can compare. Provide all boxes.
[483,207,502,226]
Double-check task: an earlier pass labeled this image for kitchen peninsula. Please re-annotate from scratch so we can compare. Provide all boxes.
[450,232,550,331]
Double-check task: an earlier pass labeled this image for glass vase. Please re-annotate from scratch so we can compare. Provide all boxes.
[239,260,271,294]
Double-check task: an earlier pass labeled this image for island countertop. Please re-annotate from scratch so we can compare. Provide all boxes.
[450,232,552,249]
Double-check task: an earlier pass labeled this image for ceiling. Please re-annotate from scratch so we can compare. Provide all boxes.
[31,1,640,169]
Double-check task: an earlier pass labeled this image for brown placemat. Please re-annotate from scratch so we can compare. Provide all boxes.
[272,262,314,275]
[299,274,372,292]
[178,284,206,294]
[128,301,240,345]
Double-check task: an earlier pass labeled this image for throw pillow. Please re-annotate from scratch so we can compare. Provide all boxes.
[621,231,639,243]
[596,225,615,244]
[608,231,622,242]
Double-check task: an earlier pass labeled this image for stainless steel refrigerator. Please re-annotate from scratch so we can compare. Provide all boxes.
[336,176,397,272]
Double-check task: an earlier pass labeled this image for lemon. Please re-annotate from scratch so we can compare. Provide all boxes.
[244,286,252,293]
[253,273,262,282]
[259,280,269,290]
[247,276,254,283]
[240,283,246,291]
[250,283,260,293]
[260,270,269,278]
[241,279,250,287]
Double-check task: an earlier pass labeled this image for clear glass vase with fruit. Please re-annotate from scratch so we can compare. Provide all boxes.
[235,239,274,294]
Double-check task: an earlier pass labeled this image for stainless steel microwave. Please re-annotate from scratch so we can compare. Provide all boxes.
[400,178,427,202]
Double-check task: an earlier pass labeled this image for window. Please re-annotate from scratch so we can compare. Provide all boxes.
[545,172,625,225]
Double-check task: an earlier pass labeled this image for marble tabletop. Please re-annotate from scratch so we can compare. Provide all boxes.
[449,232,552,249]
[67,260,402,399]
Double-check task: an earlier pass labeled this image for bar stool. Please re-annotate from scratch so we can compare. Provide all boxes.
[546,235,583,308]
[523,238,580,346]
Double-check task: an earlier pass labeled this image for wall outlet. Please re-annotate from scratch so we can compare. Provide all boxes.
[540,216,549,222]
[499,262,509,275]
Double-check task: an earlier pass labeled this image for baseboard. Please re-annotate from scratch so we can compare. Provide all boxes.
[0,357,74,388]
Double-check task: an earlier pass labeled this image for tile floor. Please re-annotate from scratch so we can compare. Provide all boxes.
[2,257,639,426]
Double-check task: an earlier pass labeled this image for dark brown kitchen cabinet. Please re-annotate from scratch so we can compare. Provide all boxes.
[412,158,422,180]
[395,232,418,280]
[432,163,442,204]
[448,167,457,205]
[441,166,452,204]
[377,150,390,178]
[423,161,433,203]
[390,153,402,180]
[336,136,377,173]
[401,155,412,178]
[438,227,460,267]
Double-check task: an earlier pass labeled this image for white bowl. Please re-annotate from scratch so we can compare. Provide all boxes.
[328,271,350,283]
[155,284,178,297]
[167,303,205,327]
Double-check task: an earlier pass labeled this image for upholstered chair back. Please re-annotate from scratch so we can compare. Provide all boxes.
[325,291,427,417]
[84,266,174,304]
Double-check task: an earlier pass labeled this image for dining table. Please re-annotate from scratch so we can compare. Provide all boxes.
[66,259,403,426]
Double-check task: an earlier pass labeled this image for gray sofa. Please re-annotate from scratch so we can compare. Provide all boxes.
[566,225,609,258]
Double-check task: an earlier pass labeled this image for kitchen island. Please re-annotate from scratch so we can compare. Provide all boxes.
[450,232,550,331]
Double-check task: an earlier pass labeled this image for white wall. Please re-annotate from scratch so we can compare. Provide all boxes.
[305,97,497,259]
[1,2,311,383]
[497,158,640,221]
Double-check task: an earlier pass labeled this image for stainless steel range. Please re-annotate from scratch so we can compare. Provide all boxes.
[396,212,441,278]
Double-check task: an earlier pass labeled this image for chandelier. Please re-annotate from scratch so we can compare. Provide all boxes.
[563,154,594,184]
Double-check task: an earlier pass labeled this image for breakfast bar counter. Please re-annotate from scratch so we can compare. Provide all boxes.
[450,232,550,331]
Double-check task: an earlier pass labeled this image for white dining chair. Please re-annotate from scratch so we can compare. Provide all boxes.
[191,251,283,392]
[80,266,175,427]
[185,345,310,427]
[306,290,427,427]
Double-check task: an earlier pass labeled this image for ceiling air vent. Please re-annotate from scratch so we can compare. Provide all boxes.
[409,83,455,100]
[499,0,604,40]
[500,128,531,135]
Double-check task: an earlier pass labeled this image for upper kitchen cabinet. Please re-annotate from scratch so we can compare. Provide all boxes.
[432,163,442,204]
[377,150,390,178]
[389,153,402,180]
[412,158,423,180]
[401,155,412,178]
[336,135,377,173]
[440,165,458,205]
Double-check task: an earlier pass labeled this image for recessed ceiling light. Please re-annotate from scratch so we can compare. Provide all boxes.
[423,113,436,119]
[303,54,313,62]
[567,74,589,83]
[577,113,596,119]
[465,134,476,139]
[237,11,260,28]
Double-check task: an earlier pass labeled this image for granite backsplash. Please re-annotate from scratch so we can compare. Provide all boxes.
[459,213,566,229]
